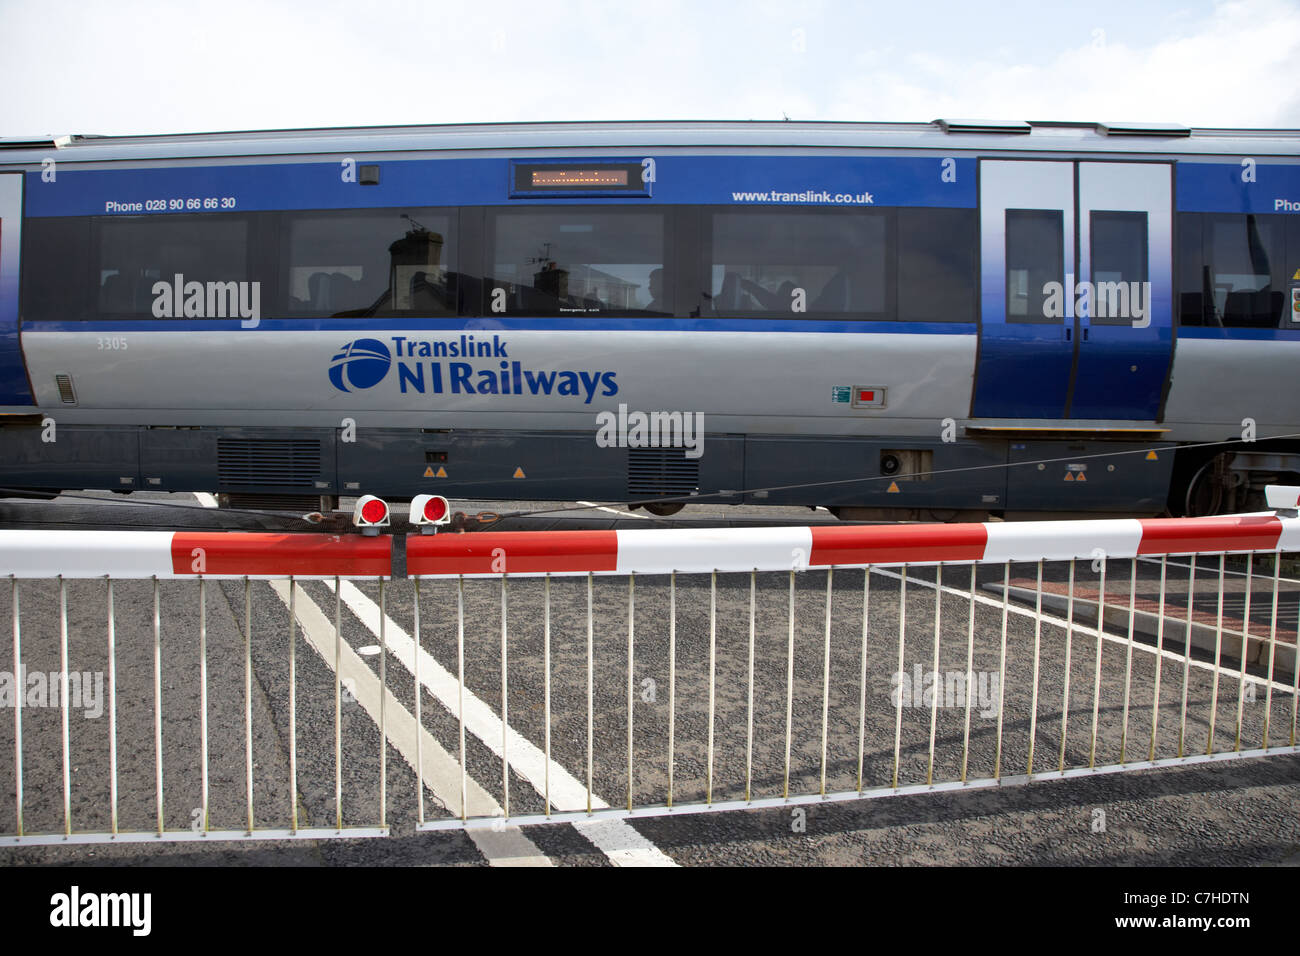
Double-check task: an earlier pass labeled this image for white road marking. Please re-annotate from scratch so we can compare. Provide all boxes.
[194,492,219,509]
[568,817,674,865]
[329,580,678,867]
[270,581,553,867]
[577,500,651,519]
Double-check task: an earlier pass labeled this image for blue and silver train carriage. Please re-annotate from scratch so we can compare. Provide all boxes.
[0,119,1296,519]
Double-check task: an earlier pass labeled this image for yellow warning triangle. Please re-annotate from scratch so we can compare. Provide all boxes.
[886,481,900,493]
[512,467,525,479]
[1145,450,1158,460]
[1293,267,1300,280]
[1064,472,1074,481]
[423,466,435,477]
[435,466,448,478]
[1077,472,1087,482]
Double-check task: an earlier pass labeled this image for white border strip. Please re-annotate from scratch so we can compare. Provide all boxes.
[615,526,812,575]
[982,519,1143,564]
[1278,516,1300,552]
[0,530,175,578]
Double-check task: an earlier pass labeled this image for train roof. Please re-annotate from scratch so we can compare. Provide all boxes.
[2,119,1299,164]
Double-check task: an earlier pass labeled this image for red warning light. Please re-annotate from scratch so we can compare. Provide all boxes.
[423,496,448,522]
[361,498,388,524]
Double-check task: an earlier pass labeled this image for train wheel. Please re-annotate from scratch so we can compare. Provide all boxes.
[643,501,684,517]
[1171,453,1229,517]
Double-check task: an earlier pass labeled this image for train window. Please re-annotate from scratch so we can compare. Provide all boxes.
[285,209,457,316]
[1176,214,1209,325]
[708,209,889,317]
[897,208,976,322]
[1089,211,1148,326]
[22,217,91,321]
[1177,213,1289,328]
[1005,209,1062,324]
[486,209,668,315]
[1208,214,1285,327]
[95,215,249,316]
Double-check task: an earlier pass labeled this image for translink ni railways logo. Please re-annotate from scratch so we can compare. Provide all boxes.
[327,334,619,404]
[329,339,392,392]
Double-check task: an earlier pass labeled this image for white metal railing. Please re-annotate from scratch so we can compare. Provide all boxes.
[1,531,391,845]
[1,500,1298,843]
[403,509,1300,829]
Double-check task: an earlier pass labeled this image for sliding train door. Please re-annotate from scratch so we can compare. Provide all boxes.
[972,159,1173,422]
[1069,162,1173,419]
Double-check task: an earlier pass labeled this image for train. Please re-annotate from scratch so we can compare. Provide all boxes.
[0,119,1297,521]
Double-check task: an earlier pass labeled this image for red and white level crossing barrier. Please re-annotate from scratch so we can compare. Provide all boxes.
[407,513,1300,578]
[1,511,1297,581]
[0,530,392,578]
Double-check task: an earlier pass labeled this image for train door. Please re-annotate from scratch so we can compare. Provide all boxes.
[972,160,1173,421]
[0,173,33,405]
[1068,162,1173,419]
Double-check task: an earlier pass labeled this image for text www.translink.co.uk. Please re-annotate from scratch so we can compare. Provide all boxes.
[731,188,873,204]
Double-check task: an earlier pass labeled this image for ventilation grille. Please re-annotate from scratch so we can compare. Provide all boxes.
[217,439,321,488]
[54,373,77,405]
[223,493,323,512]
[628,447,700,497]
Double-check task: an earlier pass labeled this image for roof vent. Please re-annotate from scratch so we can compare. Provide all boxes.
[0,135,72,150]
[1096,122,1191,137]
[933,118,1031,134]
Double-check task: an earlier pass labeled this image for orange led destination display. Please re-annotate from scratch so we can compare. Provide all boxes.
[531,168,629,187]
[512,161,646,195]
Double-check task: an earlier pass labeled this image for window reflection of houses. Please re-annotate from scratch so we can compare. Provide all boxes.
[579,265,639,309]
[533,262,638,309]
[533,261,568,300]
[389,225,447,312]
[285,210,455,316]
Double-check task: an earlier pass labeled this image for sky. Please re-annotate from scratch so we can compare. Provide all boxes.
[2,0,1299,136]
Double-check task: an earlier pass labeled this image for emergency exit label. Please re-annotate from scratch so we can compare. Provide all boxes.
[832,385,851,404]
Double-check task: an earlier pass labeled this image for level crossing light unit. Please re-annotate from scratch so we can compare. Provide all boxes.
[353,495,391,534]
